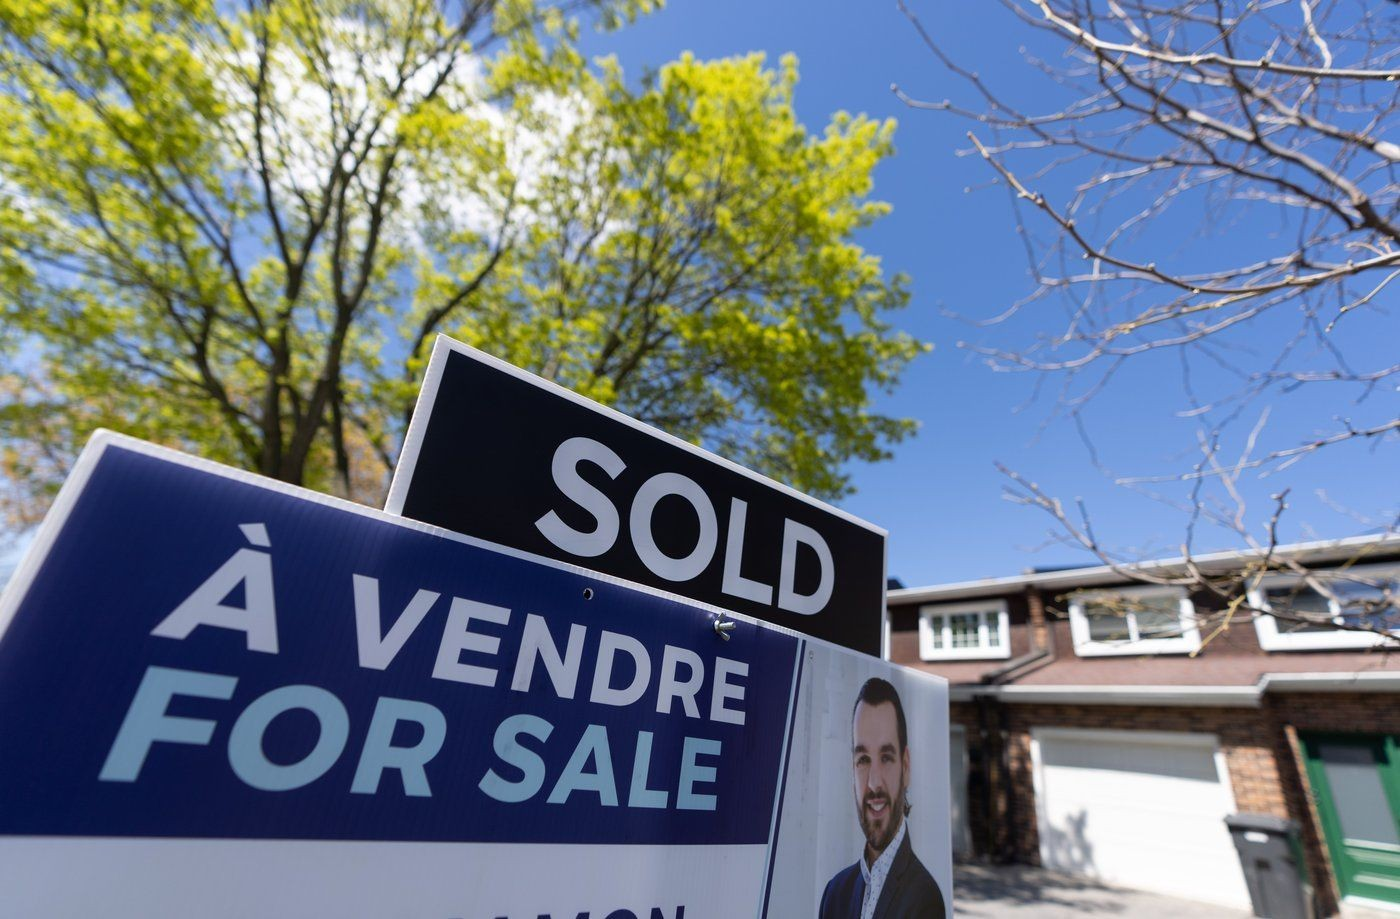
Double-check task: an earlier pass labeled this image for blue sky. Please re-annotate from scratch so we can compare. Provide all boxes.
[1,2,1392,591]
[580,0,1400,587]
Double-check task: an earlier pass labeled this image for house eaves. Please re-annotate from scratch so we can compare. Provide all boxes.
[948,669,1400,707]
[949,684,1264,707]
[889,532,1400,606]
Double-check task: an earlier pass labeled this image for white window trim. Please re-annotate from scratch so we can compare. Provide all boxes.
[1250,564,1400,652]
[918,599,1011,661]
[1068,585,1200,657]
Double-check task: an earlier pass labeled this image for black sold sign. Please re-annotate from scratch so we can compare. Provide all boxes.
[386,337,887,656]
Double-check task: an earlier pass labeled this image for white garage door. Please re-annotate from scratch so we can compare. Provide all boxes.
[949,726,969,857]
[1033,728,1250,909]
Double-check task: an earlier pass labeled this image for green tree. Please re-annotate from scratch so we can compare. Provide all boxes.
[0,0,921,521]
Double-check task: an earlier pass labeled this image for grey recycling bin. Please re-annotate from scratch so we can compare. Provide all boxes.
[1225,813,1313,919]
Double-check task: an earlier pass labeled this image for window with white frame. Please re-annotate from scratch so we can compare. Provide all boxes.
[1250,565,1400,651]
[1068,586,1200,656]
[919,600,1011,661]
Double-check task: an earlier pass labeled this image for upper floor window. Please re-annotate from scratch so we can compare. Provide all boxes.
[919,600,1011,661]
[1068,586,1200,656]
[1250,566,1400,651]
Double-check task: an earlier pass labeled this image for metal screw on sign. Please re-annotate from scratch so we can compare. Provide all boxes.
[713,613,736,641]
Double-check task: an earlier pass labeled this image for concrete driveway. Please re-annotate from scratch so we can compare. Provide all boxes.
[952,863,1252,918]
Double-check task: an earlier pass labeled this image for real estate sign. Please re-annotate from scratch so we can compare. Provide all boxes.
[0,433,949,918]
[387,336,888,656]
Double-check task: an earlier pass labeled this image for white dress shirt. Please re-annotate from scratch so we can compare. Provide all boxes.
[857,816,907,919]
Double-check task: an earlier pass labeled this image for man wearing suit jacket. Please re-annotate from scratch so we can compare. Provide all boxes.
[819,678,947,919]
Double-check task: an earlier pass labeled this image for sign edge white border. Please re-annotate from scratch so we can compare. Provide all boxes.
[0,431,110,640]
[383,337,451,516]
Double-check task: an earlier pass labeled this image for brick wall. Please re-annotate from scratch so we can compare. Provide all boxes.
[949,702,985,856]
[1026,588,1049,655]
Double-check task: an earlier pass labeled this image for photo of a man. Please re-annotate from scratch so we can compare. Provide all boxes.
[818,677,947,919]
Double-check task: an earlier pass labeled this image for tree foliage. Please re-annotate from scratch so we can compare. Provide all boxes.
[0,0,921,521]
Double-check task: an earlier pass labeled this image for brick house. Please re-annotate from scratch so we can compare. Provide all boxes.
[886,533,1400,916]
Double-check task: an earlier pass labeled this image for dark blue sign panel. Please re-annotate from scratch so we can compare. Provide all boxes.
[388,338,888,655]
[0,437,799,846]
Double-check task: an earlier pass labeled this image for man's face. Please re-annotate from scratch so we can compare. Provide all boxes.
[852,700,910,857]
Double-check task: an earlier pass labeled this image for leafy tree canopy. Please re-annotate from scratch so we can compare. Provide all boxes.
[0,0,921,521]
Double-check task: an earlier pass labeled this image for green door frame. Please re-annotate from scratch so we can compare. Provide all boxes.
[1301,732,1400,906]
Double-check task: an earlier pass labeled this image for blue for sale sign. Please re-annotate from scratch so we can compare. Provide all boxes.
[0,433,950,918]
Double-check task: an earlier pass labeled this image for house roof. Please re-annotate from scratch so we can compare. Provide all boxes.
[899,658,1025,684]
[888,532,1400,606]
[950,673,1400,707]
[1008,647,1400,687]
[949,666,1400,707]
